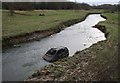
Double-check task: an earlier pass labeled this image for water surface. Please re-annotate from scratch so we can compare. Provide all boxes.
[2,14,106,81]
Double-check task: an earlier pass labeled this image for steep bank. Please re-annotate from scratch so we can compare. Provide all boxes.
[26,12,118,81]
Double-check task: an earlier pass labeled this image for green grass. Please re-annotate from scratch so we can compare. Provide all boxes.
[3,10,118,81]
[27,12,118,81]
[85,12,118,80]
[2,10,103,38]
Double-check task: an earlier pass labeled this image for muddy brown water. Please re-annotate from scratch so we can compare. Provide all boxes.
[2,14,106,81]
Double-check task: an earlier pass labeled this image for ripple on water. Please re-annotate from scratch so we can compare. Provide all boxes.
[2,14,106,81]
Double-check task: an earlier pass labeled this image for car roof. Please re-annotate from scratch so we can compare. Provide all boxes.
[52,46,66,51]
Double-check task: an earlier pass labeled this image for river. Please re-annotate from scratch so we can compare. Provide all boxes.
[2,14,106,81]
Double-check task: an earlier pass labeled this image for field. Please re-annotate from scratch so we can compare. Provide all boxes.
[2,10,103,38]
[27,12,119,81]
[2,10,118,81]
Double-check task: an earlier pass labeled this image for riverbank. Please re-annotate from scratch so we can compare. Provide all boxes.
[26,12,118,81]
[2,10,103,48]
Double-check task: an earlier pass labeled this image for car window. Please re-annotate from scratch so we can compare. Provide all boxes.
[57,50,61,54]
[46,49,56,56]
[61,49,65,52]
[57,49,65,55]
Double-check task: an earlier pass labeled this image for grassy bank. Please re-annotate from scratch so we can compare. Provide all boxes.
[27,12,118,81]
[2,10,103,47]
[2,10,102,38]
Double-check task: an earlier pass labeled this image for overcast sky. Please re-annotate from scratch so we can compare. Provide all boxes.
[2,0,119,5]
[68,0,119,5]
[2,0,67,2]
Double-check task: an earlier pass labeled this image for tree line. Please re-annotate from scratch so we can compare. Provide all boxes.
[2,2,118,15]
[2,2,92,10]
[93,4,118,12]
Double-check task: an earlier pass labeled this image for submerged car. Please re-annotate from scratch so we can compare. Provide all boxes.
[43,47,69,62]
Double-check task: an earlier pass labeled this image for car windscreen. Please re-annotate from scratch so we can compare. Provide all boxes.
[46,48,57,56]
